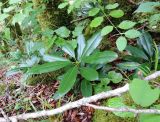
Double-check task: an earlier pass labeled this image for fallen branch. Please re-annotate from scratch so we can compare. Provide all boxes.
[85,104,160,114]
[0,84,129,122]
[1,71,160,122]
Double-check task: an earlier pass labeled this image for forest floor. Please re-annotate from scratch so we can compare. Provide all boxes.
[0,68,95,122]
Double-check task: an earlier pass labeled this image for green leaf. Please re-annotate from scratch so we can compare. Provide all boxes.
[0,14,9,21]
[9,0,22,4]
[118,20,136,30]
[80,67,99,81]
[4,28,11,40]
[109,9,124,18]
[125,29,141,39]
[117,62,140,70]
[107,97,134,117]
[139,114,160,122]
[81,80,92,97]
[3,6,16,13]
[62,43,75,58]
[42,54,69,62]
[101,26,113,36]
[27,61,71,74]
[129,79,159,107]
[82,32,102,57]
[105,3,119,9]
[94,84,111,94]
[77,34,86,60]
[149,14,160,26]
[82,51,118,64]
[90,17,104,27]
[135,2,160,13]
[12,13,26,25]
[53,66,78,99]
[89,8,100,16]
[55,26,70,38]
[116,36,127,51]
[126,45,149,60]
[108,71,123,83]
[58,2,68,9]
[137,30,154,57]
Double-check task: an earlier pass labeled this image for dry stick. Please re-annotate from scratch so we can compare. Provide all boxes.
[0,108,10,122]
[1,71,160,122]
[85,104,160,114]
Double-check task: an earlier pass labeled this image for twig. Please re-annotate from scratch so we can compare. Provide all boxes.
[144,71,160,81]
[1,71,160,122]
[85,104,160,114]
[70,16,90,24]
[0,108,11,122]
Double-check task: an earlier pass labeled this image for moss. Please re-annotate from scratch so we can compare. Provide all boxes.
[0,83,6,96]
[93,93,137,122]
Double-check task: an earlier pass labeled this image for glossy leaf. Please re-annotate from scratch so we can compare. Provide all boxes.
[27,61,71,74]
[81,80,92,97]
[126,45,149,60]
[62,43,75,58]
[118,20,136,30]
[77,34,86,60]
[109,9,124,18]
[43,54,69,62]
[135,2,160,13]
[80,67,99,81]
[90,17,104,27]
[116,36,127,51]
[137,30,153,57]
[82,32,102,57]
[82,51,118,64]
[125,29,141,39]
[101,26,113,36]
[129,79,159,107]
[53,66,78,99]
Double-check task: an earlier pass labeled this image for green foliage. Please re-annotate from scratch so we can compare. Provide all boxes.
[129,79,159,107]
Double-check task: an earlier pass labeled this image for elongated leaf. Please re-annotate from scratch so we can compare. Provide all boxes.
[77,34,86,60]
[90,17,104,27]
[43,54,69,62]
[105,3,119,10]
[139,114,160,122]
[137,30,153,57]
[82,51,118,64]
[82,32,102,57]
[27,61,71,74]
[129,79,159,107]
[62,43,75,58]
[53,66,78,99]
[101,26,113,36]
[80,67,98,81]
[89,8,100,16]
[126,45,148,60]
[117,62,140,70]
[81,80,92,97]
[9,0,22,4]
[0,13,9,21]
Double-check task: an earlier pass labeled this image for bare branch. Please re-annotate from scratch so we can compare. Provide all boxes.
[85,104,160,114]
[144,71,160,81]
